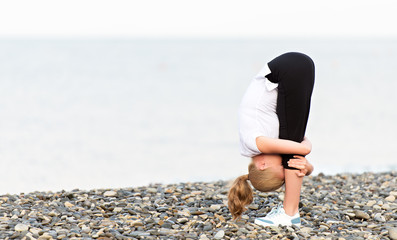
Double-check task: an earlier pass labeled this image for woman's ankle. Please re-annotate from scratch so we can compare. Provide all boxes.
[283,204,299,216]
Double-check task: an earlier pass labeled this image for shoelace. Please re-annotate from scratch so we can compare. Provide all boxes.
[267,203,283,218]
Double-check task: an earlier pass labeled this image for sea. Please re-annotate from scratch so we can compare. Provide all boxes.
[0,38,396,194]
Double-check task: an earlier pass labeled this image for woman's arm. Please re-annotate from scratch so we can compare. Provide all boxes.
[288,155,314,176]
[255,136,311,155]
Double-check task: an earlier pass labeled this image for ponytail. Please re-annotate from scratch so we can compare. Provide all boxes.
[227,174,253,220]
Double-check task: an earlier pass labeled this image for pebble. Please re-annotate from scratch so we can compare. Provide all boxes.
[382,203,391,210]
[374,213,386,222]
[366,200,377,207]
[103,190,117,197]
[214,230,225,239]
[81,226,91,234]
[373,205,382,210]
[300,227,312,234]
[390,191,397,196]
[177,218,189,224]
[131,220,144,227]
[386,195,396,202]
[389,227,397,240]
[203,224,212,231]
[200,234,210,240]
[353,210,370,220]
[0,172,396,239]
[30,227,41,235]
[130,231,150,237]
[14,223,29,232]
[64,201,74,208]
[39,233,53,239]
[147,188,157,193]
[210,204,222,211]
[113,207,123,212]
[248,204,259,210]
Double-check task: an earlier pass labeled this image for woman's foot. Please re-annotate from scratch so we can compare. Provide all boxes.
[254,204,301,227]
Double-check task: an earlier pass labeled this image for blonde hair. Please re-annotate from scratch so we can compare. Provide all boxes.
[227,162,285,220]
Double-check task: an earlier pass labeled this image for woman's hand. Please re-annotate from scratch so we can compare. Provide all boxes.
[288,155,313,177]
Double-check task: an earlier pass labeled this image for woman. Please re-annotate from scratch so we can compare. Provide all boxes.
[228,52,315,226]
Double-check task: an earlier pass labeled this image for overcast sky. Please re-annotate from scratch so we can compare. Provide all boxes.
[0,0,396,38]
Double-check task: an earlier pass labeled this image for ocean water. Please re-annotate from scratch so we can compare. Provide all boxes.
[0,38,396,194]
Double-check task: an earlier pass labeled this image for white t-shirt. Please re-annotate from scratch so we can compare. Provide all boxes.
[238,64,279,157]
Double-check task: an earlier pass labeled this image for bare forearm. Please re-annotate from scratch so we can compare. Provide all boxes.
[301,137,312,153]
[255,136,311,155]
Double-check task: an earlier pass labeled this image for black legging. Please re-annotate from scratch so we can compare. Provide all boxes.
[266,52,315,170]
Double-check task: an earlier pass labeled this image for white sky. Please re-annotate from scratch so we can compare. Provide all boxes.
[0,0,396,38]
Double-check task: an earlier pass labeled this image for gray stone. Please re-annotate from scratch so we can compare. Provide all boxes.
[15,223,29,232]
[248,204,259,210]
[374,213,386,222]
[353,210,370,220]
[200,234,210,240]
[177,218,189,224]
[203,224,212,231]
[300,227,312,234]
[130,231,150,237]
[389,227,397,240]
[210,204,222,211]
[162,222,172,229]
[386,195,396,202]
[214,230,225,239]
[147,188,157,193]
[103,191,117,197]
[366,200,377,207]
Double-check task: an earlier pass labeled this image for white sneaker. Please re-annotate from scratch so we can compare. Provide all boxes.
[254,204,301,227]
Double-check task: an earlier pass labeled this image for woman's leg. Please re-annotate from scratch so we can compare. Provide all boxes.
[267,52,315,216]
[267,52,315,159]
[283,170,303,215]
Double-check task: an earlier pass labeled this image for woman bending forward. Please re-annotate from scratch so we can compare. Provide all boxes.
[228,52,315,227]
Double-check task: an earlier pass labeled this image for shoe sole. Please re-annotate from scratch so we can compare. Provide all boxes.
[254,219,301,228]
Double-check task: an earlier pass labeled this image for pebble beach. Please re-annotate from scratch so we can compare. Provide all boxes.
[1,172,397,239]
